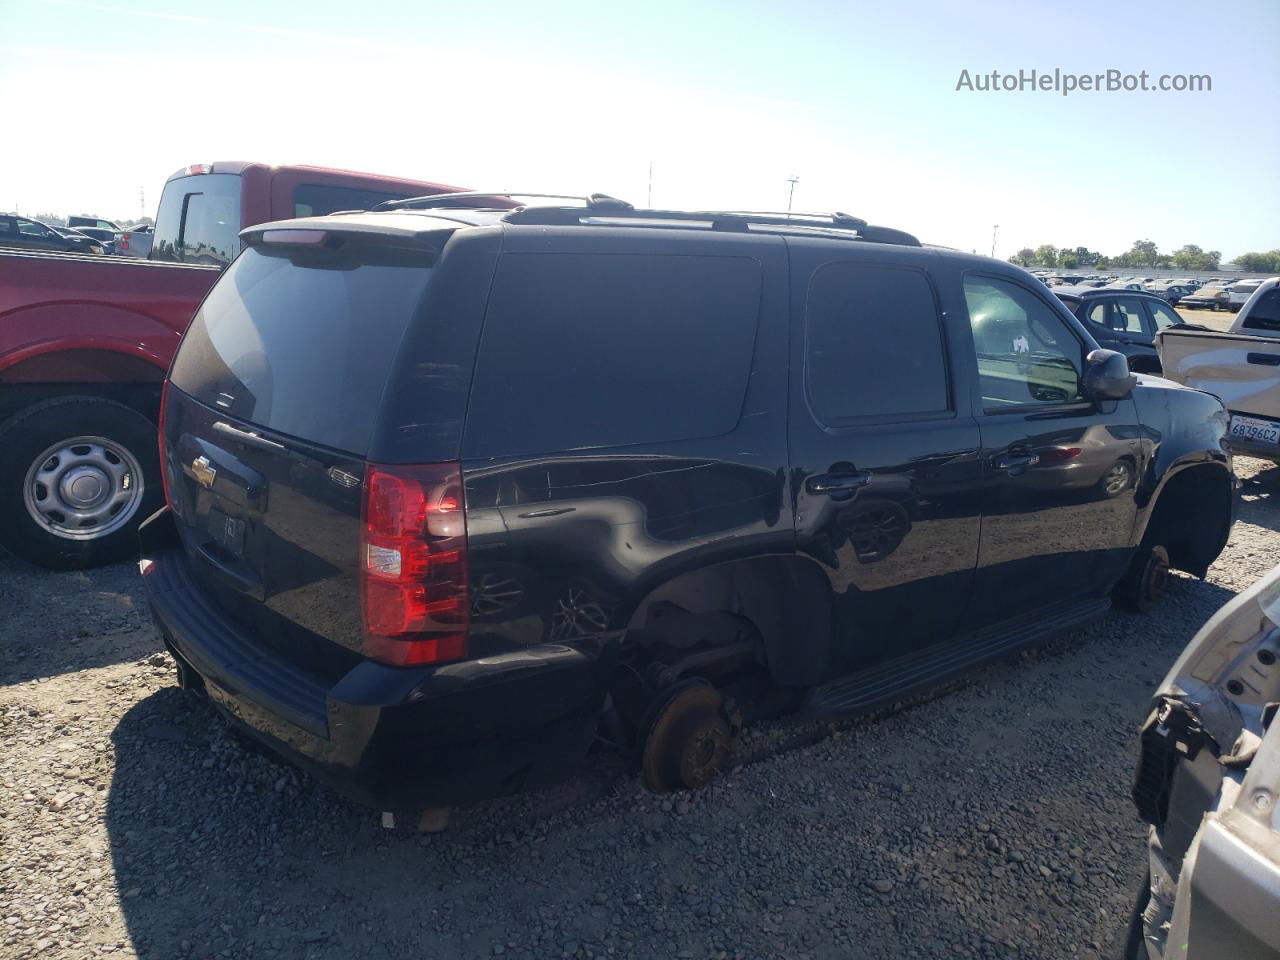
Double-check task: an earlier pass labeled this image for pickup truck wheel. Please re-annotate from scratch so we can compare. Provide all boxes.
[0,397,161,570]
[1115,544,1170,614]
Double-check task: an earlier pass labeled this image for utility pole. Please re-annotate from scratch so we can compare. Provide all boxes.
[139,187,146,220]
[991,224,999,258]
[647,161,653,208]
[786,175,799,215]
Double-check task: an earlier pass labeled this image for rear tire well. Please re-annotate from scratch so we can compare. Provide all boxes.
[0,350,165,424]
[1141,465,1233,577]
[625,555,833,686]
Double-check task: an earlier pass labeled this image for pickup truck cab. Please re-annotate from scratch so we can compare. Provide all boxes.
[1157,277,1280,463]
[0,162,472,568]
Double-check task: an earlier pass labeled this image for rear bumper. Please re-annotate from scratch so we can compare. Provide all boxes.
[139,508,619,810]
[1226,412,1280,462]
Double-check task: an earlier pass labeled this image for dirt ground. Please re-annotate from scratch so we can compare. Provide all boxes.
[1,456,1277,960]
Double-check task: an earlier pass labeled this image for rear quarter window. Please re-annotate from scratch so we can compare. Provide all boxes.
[462,253,761,459]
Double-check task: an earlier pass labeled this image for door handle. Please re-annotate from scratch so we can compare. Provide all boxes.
[1247,353,1280,366]
[805,472,871,496]
[995,448,1041,471]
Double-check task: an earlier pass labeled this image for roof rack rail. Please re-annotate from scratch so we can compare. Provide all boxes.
[372,191,633,212]
[503,205,921,247]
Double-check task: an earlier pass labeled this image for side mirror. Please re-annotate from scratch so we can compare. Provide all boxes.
[1083,348,1137,401]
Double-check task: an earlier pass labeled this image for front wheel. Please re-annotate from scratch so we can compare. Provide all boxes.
[1115,545,1170,614]
[0,397,161,569]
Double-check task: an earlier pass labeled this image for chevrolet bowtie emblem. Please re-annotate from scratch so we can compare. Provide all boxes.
[191,456,217,489]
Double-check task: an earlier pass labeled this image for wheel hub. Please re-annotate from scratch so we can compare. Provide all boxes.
[23,436,144,541]
[60,465,111,508]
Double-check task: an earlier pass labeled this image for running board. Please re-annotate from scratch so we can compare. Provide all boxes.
[806,597,1111,716]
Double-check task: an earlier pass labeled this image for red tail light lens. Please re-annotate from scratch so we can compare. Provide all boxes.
[361,463,469,667]
[157,380,172,508]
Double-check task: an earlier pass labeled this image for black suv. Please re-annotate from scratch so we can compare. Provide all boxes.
[1053,286,1199,374]
[140,195,1236,814]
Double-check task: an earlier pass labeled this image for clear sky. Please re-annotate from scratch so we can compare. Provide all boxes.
[1,0,1276,259]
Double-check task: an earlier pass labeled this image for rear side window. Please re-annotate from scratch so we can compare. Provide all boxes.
[1242,288,1280,332]
[170,244,433,455]
[463,253,761,458]
[805,262,949,422]
[293,183,407,218]
[152,173,241,266]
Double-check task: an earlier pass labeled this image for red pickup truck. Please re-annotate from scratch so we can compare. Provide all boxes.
[0,161,467,568]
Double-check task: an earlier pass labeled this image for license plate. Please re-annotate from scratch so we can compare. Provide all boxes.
[1229,415,1280,446]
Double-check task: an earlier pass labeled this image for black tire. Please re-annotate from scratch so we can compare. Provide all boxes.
[0,397,161,570]
[1114,545,1170,614]
[1212,301,1222,312]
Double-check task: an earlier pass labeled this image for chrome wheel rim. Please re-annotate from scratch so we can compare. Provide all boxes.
[550,586,609,640]
[22,435,144,541]
[1103,462,1131,496]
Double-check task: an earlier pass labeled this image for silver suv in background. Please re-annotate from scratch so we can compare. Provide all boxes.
[1125,564,1280,959]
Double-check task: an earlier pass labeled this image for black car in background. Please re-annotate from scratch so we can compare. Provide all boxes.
[0,215,104,254]
[140,195,1236,815]
[1054,286,1200,373]
[68,225,120,254]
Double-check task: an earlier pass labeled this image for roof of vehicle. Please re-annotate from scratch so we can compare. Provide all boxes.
[1053,286,1166,303]
[163,160,469,195]
[241,193,926,249]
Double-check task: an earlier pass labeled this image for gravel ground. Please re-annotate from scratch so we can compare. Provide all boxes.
[1,456,1277,960]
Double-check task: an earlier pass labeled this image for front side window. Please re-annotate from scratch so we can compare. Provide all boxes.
[964,275,1084,408]
[1112,298,1147,333]
[17,219,52,238]
[805,262,949,422]
[1148,300,1183,330]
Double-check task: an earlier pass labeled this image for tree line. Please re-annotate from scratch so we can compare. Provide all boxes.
[1008,239,1280,273]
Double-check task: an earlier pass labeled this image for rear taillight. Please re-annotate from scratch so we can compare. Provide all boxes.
[157,380,171,508]
[361,463,469,667]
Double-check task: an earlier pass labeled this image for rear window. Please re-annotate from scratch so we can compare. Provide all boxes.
[463,253,761,459]
[152,173,241,266]
[293,183,408,217]
[170,244,433,455]
[1242,288,1280,332]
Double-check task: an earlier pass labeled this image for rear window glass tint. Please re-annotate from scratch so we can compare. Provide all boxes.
[463,253,761,458]
[292,183,407,218]
[805,262,949,421]
[152,173,241,265]
[170,245,432,455]
[1242,288,1280,331]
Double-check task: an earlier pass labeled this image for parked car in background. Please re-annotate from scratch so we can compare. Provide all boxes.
[1180,284,1232,311]
[67,215,123,232]
[1146,283,1195,305]
[1157,277,1280,463]
[1230,279,1267,312]
[139,196,1234,817]
[0,215,103,254]
[69,226,120,254]
[1123,563,1280,960]
[116,223,153,258]
[48,224,107,255]
[0,161,481,569]
[1055,286,1195,374]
